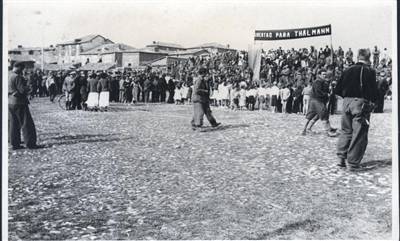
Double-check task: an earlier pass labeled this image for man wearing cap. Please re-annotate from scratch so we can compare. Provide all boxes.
[46,71,57,102]
[62,71,77,110]
[335,49,379,171]
[8,62,41,150]
[191,67,221,130]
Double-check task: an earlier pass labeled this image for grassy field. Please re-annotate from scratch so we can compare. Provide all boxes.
[8,98,393,240]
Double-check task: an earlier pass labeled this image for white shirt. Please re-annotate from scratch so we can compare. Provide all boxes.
[270,86,280,96]
[280,88,290,100]
[258,87,267,96]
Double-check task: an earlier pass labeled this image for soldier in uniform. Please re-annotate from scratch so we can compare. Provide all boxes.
[191,67,221,130]
[62,71,77,110]
[335,49,379,171]
[8,61,41,150]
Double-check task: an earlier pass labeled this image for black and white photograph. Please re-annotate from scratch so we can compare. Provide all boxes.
[2,0,398,240]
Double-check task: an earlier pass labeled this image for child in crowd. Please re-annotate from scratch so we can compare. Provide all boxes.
[187,84,193,104]
[174,84,183,104]
[246,86,257,111]
[210,85,219,106]
[230,85,240,110]
[239,86,247,110]
[270,81,280,113]
[181,83,189,104]
[280,84,291,113]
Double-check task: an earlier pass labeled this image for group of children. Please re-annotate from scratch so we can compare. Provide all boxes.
[209,81,312,113]
[173,82,193,105]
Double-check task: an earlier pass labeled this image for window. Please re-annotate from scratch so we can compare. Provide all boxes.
[28,50,34,55]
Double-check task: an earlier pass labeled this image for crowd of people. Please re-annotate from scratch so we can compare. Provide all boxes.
[22,45,391,113]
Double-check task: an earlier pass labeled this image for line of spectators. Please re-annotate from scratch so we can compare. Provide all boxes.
[23,45,392,113]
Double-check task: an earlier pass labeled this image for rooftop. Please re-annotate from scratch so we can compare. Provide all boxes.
[81,43,136,55]
[188,42,231,50]
[146,41,185,49]
[57,34,112,46]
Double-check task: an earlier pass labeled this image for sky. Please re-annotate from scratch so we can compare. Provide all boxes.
[4,0,396,53]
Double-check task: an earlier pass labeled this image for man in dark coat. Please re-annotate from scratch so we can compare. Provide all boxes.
[159,73,167,102]
[143,74,152,103]
[152,74,160,103]
[335,49,379,171]
[301,69,337,136]
[191,67,221,130]
[167,76,175,103]
[374,72,389,113]
[8,62,41,150]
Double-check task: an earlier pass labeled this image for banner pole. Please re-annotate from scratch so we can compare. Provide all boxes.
[330,25,335,77]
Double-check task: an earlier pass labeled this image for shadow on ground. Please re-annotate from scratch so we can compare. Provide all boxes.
[199,124,251,132]
[41,134,133,146]
[360,158,392,170]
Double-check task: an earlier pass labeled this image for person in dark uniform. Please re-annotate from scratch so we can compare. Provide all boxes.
[159,73,167,102]
[374,72,389,113]
[143,74,152,103]
[8,61,42,150]
[62,71,77,110]
[191,67,221,130]
[301,69,337,136]
[335,49,379,171]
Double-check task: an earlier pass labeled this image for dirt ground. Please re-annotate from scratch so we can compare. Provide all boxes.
[8,98,393,240]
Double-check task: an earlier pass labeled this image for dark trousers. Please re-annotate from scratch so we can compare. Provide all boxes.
[144,90,150,103]
[160,90,166,102]
[337,98,371,166]
[328,95,337,115]
[191,102,217,127]
[9,104,37,148]
[48,84,57,102]
[374,92,385,113]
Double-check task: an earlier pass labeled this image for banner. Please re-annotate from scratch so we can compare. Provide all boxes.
[255,24,331,41]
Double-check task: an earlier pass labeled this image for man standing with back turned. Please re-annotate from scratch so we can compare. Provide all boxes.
[335,49,378,171]
[8,61,41,150]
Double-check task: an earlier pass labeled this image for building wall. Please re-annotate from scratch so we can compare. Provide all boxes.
[57,36,112,64]
[80,54,101,64]
[122,53,140,67]
[101,53,115,64]
[139,52,168,64]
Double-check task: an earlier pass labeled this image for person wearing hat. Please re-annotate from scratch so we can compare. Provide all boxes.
[191,67,221,130]
[45,71,57,102]
[335,49,379,171]
[62,71,77,110]
[8,61,41,150]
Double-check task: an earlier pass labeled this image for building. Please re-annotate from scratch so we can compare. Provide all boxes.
[150,56,188,70]
[145,41,186,53]
[8,45,58,65]
[122,49,168,67]
[80,43,136,65]
[187,42,234,54]
[81,44,167,68]
[56,34,113,64]
[169,49,210,58]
